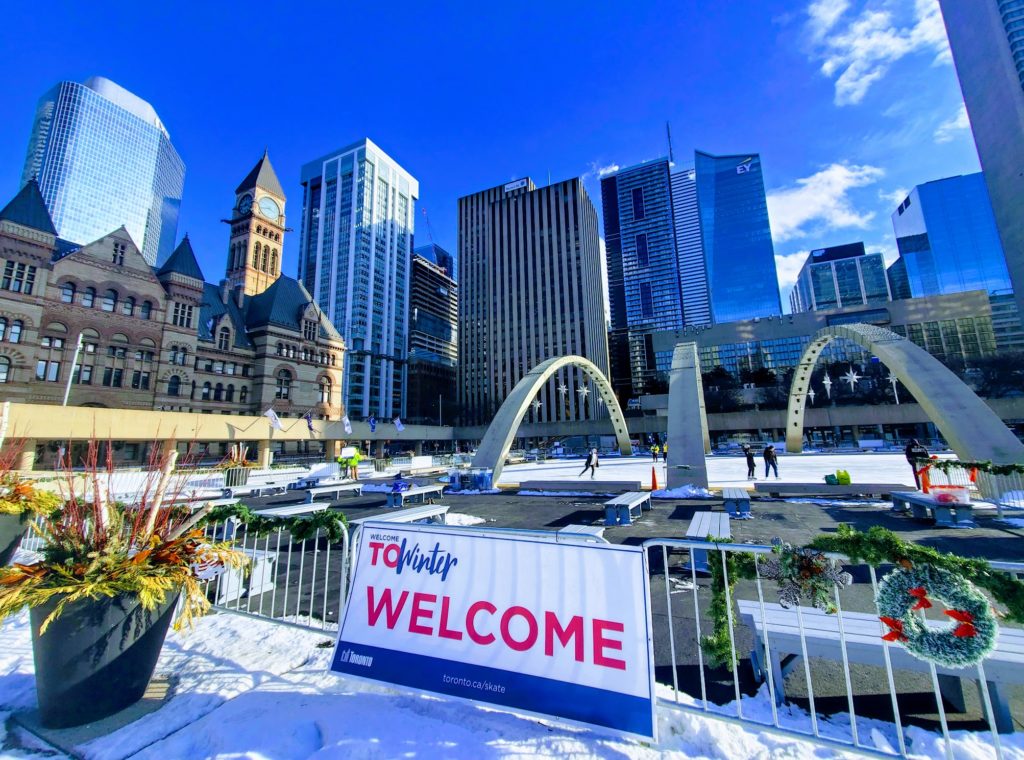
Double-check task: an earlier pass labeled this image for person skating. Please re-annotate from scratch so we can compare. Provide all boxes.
[905,438,930,489]
[579,448,599,479]
[763,444,779,479]
[650,443,660,462]
[743,445,757,480]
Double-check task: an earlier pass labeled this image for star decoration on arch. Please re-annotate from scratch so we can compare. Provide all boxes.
[577,385,590,398]
[842,368,861,390]
[531,399,542,412]
[822,374,833,399]
[807,388,816,405]
[557,383,568,396]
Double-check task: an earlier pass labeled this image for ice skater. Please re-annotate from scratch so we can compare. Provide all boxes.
[743,445,756,480]
[763,444,779,479]
[905,438,930,489]
[579,448,599,479]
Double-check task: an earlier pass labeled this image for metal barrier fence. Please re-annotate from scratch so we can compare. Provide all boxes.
[201,518,350,632]
[643,537,1019,759]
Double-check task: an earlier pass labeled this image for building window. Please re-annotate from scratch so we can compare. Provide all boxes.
[252,244,260,268]
[636,234,649,267]
[2,261,37,294]
[631,187,645,221]
[214,382,224,401]
[240,386,248,403]
[172,302,194,327]
[35,360,60,382]
[82,288,95,308]
[73,364,93,384]
[277,342,283,356]
[0,318,6,341]
[276,369,292,399]
[226,383,235,402]
[101,289,118,312]
[112,241,126,266]
[639,282,654,318]
[261,247,269,272]
[102,367,124,387]
[60,283,76,304]
[168,375,181,396]
[9,321,22,344]
[122,296,135,316]
[0,357,10,383]
[319,378,331,404]
[201,382,212,400]
[218,327,230,351]
[131,370,151,390]
[271,250,278,274]
[303,321,318,341]
[140,301,152,320]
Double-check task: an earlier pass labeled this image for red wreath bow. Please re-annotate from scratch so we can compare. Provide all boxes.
[880,616,909,642]
[908,586,932,610]
[945,609,977,638]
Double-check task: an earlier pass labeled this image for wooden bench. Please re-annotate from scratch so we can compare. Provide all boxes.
[754,482,907,498]
[721,487,752,519]
[738,600,1024,732]
[519,480,642,494]
[385,483,446,507]
[685,512,731,572]
[304,481,363,503]
[891,490,976,528]
[603,492,651,526]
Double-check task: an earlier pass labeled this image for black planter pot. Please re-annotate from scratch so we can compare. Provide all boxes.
[31,589,179,728]
[0,512,28,566]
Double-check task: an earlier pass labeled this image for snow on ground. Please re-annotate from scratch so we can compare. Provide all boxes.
[0,609,1017,759]
[444,513,486,526]
[653,486,714,499]
[498,452,921,489]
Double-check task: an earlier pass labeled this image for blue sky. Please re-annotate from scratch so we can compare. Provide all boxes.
[0,0,981,309]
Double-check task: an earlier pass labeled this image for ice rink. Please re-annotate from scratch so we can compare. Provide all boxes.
[498,451,923,488]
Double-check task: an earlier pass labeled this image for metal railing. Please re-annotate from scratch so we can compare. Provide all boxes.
[201,517,350,632]
[643,537,1017,759]
[924,461,1024,519]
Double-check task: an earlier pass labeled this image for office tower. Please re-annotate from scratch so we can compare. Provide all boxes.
[600,150,781,395]
[407,245,458,424]
[297,139,417,419]
[887,258,912,301]
[891,174,1012,297]
[20,77,184,265]
[789,242,891,313]
[226,152,286,296]
[458,177,609,426]
[939,0,1024,322]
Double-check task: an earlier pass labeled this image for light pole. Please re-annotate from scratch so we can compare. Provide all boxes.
[62,333,84,407]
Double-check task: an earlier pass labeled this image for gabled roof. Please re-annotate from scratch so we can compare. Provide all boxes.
[198,283,253,349]
[0,179,56,235]
[244,276,341,341]
[235,151,286,199]
[156,236,205,281]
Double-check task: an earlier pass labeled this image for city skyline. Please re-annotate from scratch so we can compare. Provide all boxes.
[0,1,980,310]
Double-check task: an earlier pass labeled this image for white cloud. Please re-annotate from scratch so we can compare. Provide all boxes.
[879,187,909,207]
[806,0,951,105]
[775,250,811,290]
[581,161,620,181]
[597,164,620,177]
[934,104,970,143]
[767,163,885,242]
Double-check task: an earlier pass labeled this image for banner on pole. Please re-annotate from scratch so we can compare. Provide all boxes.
[330,523,656,739]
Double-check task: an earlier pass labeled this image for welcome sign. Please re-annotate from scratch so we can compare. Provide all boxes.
[330,522,657,739]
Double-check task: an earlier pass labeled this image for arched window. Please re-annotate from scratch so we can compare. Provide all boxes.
[252,244,260,268]
[240,386,248,403]
[121,296,135,316]
[167,375,181,396]
[60,282,76,304]
[218,327,230,351]
[9,321,22,344]
[270,250,278,274]
[0,357,10,384]
[330,354,336,367]
[261,247,269,272]
[277,342,284,356]
[201,382,212,400]
[179,346,188,366]
[0,318,7,342]
[226,383,235,402]
[214,382,224,401]
[275,369,292,400]
[101,289,117,312]
[140,301,152,320]
[82,288,96,308]
[256,225,262,235]
[319,377,331,404]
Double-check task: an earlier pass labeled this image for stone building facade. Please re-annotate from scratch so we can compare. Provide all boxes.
[0,155,346,460]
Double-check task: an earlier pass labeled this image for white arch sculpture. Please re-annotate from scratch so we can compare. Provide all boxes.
[666,342,712,489]
[785,323,1024,463]
[470,355,632,482]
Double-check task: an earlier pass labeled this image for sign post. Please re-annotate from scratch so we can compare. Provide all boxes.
[331,523,657,740]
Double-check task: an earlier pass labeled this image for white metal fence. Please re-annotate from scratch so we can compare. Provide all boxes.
[643,537,1020,758]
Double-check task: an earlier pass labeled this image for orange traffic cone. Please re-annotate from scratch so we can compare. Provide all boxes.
[651,467,659,492]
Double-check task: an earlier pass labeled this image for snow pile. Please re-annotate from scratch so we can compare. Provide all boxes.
[784,497,891,508]
[445,513,487,527]
[360,483,401,493]
[0,609,1015,759]
[652,486,714,499]
[519,489,613,497]
[446,489,501,496]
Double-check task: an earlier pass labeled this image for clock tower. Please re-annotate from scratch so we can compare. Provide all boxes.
[226,151,286,296]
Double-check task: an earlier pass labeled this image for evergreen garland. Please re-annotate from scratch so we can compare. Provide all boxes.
[924,459,1024,477]
[200,503,348,543]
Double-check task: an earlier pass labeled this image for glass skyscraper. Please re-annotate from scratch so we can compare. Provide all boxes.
[693,151,781,324]
[790,242,891,313]
[601,150,781,395]
[891,174,1012,297]
[20,77,184,265]
[297,139,418,419]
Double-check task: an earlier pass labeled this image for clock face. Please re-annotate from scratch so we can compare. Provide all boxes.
[238,194,253,215]
[258,196,280,221]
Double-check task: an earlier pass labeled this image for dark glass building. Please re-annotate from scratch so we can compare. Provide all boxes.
[407,245,458,424]
[789,242,891,313]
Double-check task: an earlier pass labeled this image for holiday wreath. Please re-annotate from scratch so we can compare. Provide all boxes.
[876,564,998,668]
